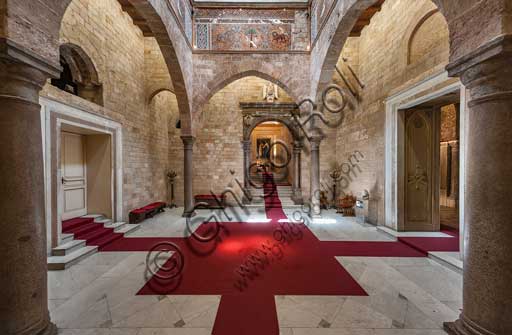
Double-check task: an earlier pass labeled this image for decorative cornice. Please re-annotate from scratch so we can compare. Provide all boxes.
[0,38,61,78]
[446,34,512,78]
[240,102,299,111]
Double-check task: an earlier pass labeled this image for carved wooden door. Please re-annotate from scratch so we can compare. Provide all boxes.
[404,109,438,231]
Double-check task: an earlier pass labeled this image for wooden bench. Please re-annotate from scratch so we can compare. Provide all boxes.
[129,201,166,224]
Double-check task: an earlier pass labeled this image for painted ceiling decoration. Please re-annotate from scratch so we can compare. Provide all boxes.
[194,8,309,51]
[118,0,383,52]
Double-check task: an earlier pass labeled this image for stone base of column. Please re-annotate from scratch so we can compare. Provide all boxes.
[37,322,58,335]
[444,315,497,335]
[182,210,197,218]
[292,189,303,205]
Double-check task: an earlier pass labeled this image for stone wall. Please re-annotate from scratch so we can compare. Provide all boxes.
[144,37,174,100]
[150,91,182,206]
[40,0,177,218]
[334,0,450,224]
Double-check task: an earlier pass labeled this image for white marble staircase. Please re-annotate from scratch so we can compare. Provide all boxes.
[246,185,300,208]
[47,214,140,270]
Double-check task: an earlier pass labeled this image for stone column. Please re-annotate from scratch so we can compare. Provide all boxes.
[0,41,59,335]
[181,135,195,217]
[242,139,252,202]
[449,141,459,202]
[310,135,323,217]
[292,141,303,204]
[444,35,512,335]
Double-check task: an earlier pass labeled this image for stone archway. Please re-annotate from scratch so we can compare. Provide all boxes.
[0,1,194,334]
[310,1,512,334]
[310,0,466,99]
[241,103,304,204]
[55,43,104,105]
[51,0,193,135]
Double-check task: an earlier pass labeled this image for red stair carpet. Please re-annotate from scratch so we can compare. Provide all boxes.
[100,173,459,334]
[62,217,123,250]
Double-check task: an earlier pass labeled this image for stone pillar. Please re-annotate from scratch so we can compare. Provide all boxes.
[444,35,512,335]
[310,135,323,217]
[292,141,303,204]
[449,141,459,202]
[242,139,252,202]
[0,40,59,335]
[181,135,195,217]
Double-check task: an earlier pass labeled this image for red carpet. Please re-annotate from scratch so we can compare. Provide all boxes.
[62,217,123,250]
[398,229,459,254]
[100,173,459,334]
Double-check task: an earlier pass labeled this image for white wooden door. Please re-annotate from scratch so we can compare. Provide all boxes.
[61,132,87,220]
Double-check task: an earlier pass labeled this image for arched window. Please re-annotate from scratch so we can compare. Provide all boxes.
[51,43,103,106]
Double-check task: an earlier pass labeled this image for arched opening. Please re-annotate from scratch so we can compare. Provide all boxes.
[249,121,294,185]
[148,89,184,207]
[51,43,104,106]
[407,9,449,65]
[193,75,303,205]
[314,0,462,236]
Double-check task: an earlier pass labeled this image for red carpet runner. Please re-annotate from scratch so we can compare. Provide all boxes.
[101,173,459,334]
[62,217,123,249]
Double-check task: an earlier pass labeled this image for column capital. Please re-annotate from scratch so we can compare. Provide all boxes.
[447,34,512,106]
[309,135,324,150]
[0,38,60,103]
[180,135,196,147]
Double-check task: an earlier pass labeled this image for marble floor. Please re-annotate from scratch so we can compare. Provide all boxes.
[49,207,461,335]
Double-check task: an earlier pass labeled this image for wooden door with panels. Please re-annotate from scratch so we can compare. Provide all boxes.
[403,108,440,231]
[61,131,87,220]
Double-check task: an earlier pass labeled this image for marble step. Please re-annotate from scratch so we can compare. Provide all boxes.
[51,239,87,256]
[47,246,98,270]
[94,217,113,225]
[48,222,139,270]
[82,214,105,220]
[61,233,74,244]
[116,223,140,235]
[104,221,127,231]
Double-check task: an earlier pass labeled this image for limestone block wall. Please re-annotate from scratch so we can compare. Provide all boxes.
[144,37,174,100]
[40,0,177,218]
[193,76,294,202]
[150,91,183,206]
[334,0,450,224]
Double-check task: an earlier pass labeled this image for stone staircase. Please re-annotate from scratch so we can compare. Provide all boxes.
[47,214,139,270]
[246,185,300,208]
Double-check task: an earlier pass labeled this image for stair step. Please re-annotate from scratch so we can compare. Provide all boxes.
[51,239,86,256]
[116,223,140,235]
[81,228,114,244]
[94,218,112,224]
[47,246,98,270]
[72,222,103,238]
[94,233,123,249]
[62,217,94,232]
[104,221,127,231]
[61,233,74,244]
[82,214,104,219]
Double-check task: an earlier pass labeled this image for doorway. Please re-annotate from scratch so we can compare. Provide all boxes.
[59,125,113,223]
[400,91,460,231]
[61,132,87,220]
[250,121,293,185]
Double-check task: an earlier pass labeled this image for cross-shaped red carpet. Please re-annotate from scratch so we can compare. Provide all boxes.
[102,174,458,334]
